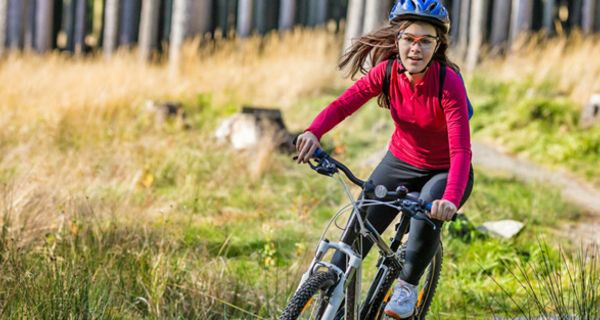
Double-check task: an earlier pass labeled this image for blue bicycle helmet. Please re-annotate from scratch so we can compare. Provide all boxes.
[389,0,450,32]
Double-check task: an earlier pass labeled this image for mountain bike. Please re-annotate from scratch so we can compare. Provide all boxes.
[280,148,456,320]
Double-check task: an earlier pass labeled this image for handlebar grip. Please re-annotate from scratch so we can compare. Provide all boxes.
[423,202,458,221]
[313,148,327,159]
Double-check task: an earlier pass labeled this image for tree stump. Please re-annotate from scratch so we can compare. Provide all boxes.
[580,93,600,129]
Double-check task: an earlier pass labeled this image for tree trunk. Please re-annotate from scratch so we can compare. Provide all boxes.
[139,0,160,61]
[64,0,76,52]
[308,0,329,26]
[73,0,87,54]
[7,0,25,50]
[582,0,596,34]
[35,0,54,53]
[254,0,277,35]
[119,0,140,46]
[169,0,190,68]
[187,0,211,38]
[466,0,489,71]
[570,0,582,30]
[343,0,365,53]
[510,0,534,43]
[596,0,600,31]
[491,0,511,49]
[237,0,253,37]
[450,0,461,44]
[456,0,470,60]
[543,0,556,35]
[363,0,385,34]
[254,0,266,33]
[103,0,119,57]
[279,0,295,31]
[23,0,34,51]
[0,0,6,55]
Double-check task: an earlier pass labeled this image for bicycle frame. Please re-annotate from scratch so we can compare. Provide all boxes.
[293,176,412,320]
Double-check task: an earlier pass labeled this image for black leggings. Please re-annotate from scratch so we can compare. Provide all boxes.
[332,151,474,285]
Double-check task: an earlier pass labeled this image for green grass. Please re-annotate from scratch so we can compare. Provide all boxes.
[468,75,600,187]
[1,35,598,317]
[1,89,597,318]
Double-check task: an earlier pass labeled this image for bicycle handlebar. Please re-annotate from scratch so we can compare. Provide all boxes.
[298,147,457,224]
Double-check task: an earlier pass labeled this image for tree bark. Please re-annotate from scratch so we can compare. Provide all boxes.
[139,0,160,61]
[119,0,140,46]
[491,0,511,49]
[73,0,87,54]
[279,0,295,31]
[103,0,119,57]
[466,0,489,71]
[596,0,600,31]
[254,0,277,35]
[363,0,386,34]
[169,0,190,68]
[343,0,365,53]
[35,0,54,53]
[254,0,266,33]
[450,0,461,44]
[570,0,582,30]
[7,0,25,50]
[0,0,6,55]
[543,0,556,35]
[187,0,211,38]
[456,0,470,60]
[237,0,253,37]
[23,0,34,51]
[309,0,329,26]
[582,0,596,34]
[510,0,534,43]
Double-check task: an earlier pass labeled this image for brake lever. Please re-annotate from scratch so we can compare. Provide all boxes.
[412,211,437,230]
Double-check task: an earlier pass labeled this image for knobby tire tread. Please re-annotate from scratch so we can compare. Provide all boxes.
[369,244,443,320]
[279,271,337,320]
[414,246,443,319]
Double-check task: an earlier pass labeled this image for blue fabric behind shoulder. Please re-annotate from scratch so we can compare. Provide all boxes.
[457,72,474,119]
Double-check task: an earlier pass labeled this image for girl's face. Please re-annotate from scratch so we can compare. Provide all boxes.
[397,22,439,74]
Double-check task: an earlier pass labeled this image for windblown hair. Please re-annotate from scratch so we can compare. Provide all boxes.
[339,19,460,109]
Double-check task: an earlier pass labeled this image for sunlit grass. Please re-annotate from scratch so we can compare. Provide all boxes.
[0,29,598,318]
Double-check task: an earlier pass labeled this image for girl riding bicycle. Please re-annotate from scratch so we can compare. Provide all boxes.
[295,0,474,318]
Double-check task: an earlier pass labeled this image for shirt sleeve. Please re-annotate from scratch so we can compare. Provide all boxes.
[305,60,388,140]
[441,68,472,207]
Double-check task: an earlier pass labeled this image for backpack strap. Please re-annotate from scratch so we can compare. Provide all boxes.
[383,58,394,107]
[438,61,446,110]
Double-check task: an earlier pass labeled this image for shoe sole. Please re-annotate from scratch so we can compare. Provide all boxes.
[383,309,414,319]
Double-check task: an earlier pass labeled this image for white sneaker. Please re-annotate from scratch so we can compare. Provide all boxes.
[383,279,418,319]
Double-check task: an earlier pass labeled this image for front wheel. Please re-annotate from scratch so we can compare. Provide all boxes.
[279,271,338,320]
[371,243,443,320]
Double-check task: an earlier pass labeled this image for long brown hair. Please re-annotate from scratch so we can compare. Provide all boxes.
[339,19,460,109]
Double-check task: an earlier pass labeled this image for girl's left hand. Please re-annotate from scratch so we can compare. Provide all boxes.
[429,199,457,221]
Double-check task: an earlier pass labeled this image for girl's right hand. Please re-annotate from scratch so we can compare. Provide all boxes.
[296,131,321,164]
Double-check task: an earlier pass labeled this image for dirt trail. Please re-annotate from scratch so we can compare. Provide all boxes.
[472,141,600,245]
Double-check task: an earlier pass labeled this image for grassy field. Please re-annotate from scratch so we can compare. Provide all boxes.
[469,33,600,186]
[0,29,598,318]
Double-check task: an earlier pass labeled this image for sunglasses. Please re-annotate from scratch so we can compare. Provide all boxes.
[397,32,439,49]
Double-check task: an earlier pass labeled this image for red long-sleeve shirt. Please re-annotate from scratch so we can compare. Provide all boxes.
[306,60,472,207]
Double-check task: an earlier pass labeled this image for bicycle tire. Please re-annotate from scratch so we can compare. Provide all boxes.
[370,242,443,320]
[279,271,338,320]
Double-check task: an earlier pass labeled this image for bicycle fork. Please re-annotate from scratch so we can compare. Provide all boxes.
[294,239,362,320]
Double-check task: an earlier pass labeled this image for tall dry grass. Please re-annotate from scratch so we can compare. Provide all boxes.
[475,33,600,106]
[0,28,343,244]
[1,29,598,317]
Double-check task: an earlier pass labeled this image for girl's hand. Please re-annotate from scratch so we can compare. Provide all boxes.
[429,199,457,221]
[296,131,321,164]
